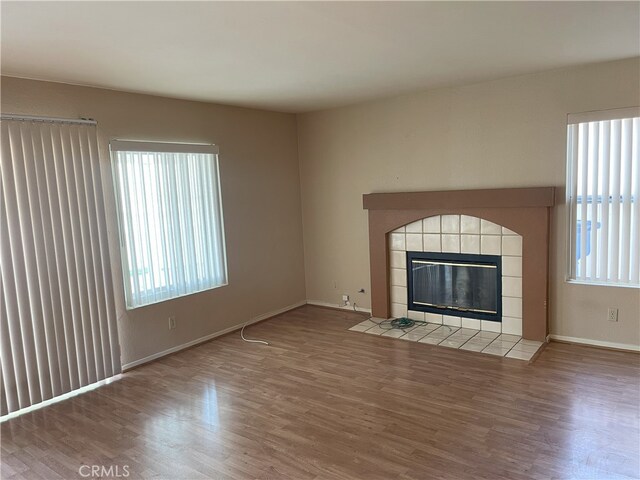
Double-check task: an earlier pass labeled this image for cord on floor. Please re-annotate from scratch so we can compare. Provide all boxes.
[353,303,453,332]
[240,322,269,345]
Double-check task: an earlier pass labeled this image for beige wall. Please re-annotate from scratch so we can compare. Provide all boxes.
[1,76,307,366]
[297,58,640,348]
[3,58,639,358]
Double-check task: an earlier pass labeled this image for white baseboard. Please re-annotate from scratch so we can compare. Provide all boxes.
[122,300,306,371]
[549,334,640,352]
[306,300,372,314]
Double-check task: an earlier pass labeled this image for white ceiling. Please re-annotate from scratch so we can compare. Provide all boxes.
[1,1,638,113]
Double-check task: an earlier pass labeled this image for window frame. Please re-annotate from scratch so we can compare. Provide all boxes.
[565,107,640,288]
[110,140,228,309]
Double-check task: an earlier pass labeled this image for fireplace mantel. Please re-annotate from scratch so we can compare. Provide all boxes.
[363,187,555,210]
[363,187,557,341]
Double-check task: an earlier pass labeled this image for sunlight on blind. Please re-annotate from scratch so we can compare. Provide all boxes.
[567,109,639,286]
[111,142,227,308]
[1,118,121,416]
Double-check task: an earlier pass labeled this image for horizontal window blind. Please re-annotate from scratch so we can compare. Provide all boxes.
[566,107,639,286]
[1,117,121,417]
[110,141,227,308]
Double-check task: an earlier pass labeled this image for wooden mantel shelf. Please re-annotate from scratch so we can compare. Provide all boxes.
[363,187,556,210]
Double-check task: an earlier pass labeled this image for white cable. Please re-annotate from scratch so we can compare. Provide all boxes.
[240,322,269,345]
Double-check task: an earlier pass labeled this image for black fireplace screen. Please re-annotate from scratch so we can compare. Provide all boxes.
[407,252,502,322]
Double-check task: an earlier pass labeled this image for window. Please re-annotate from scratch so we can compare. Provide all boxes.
[110,141,227,308]
[566,107,639,287]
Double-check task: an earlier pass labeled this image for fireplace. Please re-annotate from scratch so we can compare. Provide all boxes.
[363,187,556,341]
[407,252,502,322]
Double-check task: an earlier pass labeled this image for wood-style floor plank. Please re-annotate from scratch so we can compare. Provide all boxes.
[2,305,639,479]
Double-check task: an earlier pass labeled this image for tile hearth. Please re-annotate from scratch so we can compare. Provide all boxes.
[348,318,543,361]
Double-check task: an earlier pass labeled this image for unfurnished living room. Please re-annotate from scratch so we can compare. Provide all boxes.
[1,1,639,479]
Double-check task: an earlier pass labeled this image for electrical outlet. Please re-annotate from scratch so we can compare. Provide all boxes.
[168,316,176,330]
[607,308,618,322]
[342,294,350,306]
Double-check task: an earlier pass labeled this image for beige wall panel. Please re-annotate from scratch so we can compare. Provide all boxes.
[298,58,640,348]
[1,76,307,365]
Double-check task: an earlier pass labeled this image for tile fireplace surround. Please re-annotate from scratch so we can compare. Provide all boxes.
[389,215,523,335]
[363,187,556,341]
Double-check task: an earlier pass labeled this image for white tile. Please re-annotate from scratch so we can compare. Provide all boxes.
[407,310,425,321]
[440,339,466,349]
[460,215,480,234]
[442,235,460,253]
[457,328,481,338]
[435,325,459,337]
[473,332,496,342]
[420,326,458,342]
[399,330,429,342]
[502,236,523,256]
[498,333,521,342]
[423,234,441,252]
[481,235,501,255]
[363,325,388,335]
[463,337,493,347]
[390,251,406,269]
[446,334,468,344]
[441,215,460,234]
[348,320,379,332]
[391,303,407,318]
[460,342,486,352]
[506,349,535,361]
[518,339,543,347]
[473,330,500,344]
[405,220,423,233]
[447,336,476,346]
[481,320,501,333]
[488,339,517,350]
[482,346,511,357]
[406,233,423,251]
[461,317,481,330]
[425,313,443,324]
[502,256,522,277]
[481,219,502,235]
[392,226,405,233]
[503,297,522,318]
[460,235,480,254]
[442,315,462,327]
[427,325,455,336]
[501,317,523,336]
[418,335,444,345]
[390,286,407,305]
[510,342,541,353]
[502,277,522,298]
[409,324,440,335]
[381,329,407,338]
[502,227,518,235]
[450,330,477,339]
[390,233,406,251]
[423,216,441,233]
[391,268,407,287]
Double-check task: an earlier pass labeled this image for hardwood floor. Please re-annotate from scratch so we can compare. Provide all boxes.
[2,305,639,479]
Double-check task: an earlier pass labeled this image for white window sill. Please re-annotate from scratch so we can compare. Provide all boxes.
[565,279,639,289]
[125,282,229,310]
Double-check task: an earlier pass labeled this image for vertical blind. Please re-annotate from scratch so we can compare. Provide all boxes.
[110,141,227,309]
[567,107,640,286]
[1,116,121,416]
